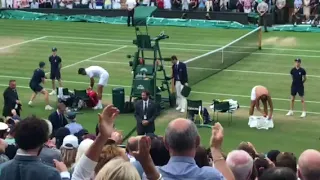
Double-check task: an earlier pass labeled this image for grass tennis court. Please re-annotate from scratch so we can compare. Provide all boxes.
[1,19,320,155]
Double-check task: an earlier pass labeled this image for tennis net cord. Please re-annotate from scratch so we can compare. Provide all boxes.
[184,27,262,86]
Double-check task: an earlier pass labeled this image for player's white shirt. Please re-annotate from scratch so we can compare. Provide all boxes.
[85,66,109,86]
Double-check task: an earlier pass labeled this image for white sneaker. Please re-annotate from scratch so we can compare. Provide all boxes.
[28,101,33,106]
[300,112,306,118]
[45,105,53,110]
[49,91,56,95]
[286,110,293,116]
[93,105,103,110]
[176,107,181,111]
[180,109,185,113]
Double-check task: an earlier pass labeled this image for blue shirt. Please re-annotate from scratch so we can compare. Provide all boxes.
[156,156,224,180]
[30,68,45,85]
[290,67,306,86]
[65,122,83,134]
[49,55,62,72]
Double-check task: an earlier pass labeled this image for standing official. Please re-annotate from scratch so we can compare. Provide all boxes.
[49,48,62,95]
[126,0,136,26]
[171,55,188,113]
[286,58,307,118]
[28,62,53,110]
[134,90,158,135]
[2,80,21,117]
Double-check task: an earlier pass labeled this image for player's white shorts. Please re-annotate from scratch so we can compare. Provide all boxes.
[98,72,109,86]
[250,86,258,101]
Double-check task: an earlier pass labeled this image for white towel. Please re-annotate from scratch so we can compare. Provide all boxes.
[57,87,70,101]
[248,116,274,130]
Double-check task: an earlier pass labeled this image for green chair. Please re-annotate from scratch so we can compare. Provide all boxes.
[186,99,211,129]
[213,101,233,126]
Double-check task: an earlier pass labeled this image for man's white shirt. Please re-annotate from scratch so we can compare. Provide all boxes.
[126,0,136,10]
[85,66,109,86]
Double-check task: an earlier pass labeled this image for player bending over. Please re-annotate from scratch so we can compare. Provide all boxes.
[78,66,109,110]
[249,85,273,120]
[286,58,307,118]
[49,47,62,95]
[28,62,53,110]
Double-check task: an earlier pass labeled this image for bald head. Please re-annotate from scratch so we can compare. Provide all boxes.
[226,150,253,180]
[127,136,142,153]
[165,118,199,154]
[298,149,320,180]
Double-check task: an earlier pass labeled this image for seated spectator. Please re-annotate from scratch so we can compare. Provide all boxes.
[205,0,213,11]
[54,127,71,149]
[237,142,257,159]
[172,0,182,9]
[0,116,70,179]
[39,119,62,167]
[236,0,244,12]
[89,0,96,8]
[189,0,198,10]
[95,157,140,180]
[267,150,280,164]
[61,135,79,170]
[195,146,210,167]
[0,122,8,139]
[164,0,171,9]
[112,0,121,9]
[4,125,15,145]
[74,138,94,166]
[275,152,297,173]
[30,0,39,8]
[243,0,252,13]
[182,0,190,10]
[198,0,206,10]
[220,0,229,10]
[65,112,83,135]
[149,136,170,166]
[157,0,164,9]
[0,139,9,164]
[94,144,128,175]
[254,156,273,178]
[259,167,297,180]
[298,149,320,180]
[226,150,253,180]
[104,0,112,9]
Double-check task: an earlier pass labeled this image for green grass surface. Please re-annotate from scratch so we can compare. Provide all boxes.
[1,19,320,155]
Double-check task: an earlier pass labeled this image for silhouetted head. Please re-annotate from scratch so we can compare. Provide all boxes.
[78,68,86,75]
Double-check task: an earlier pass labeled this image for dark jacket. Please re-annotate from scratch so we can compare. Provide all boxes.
[172,62,188,85]
[0,155,67,180]
[48,111,68,136]
[134,99,158,135]
[2,87,20,117]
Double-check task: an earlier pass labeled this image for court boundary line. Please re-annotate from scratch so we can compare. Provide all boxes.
[47,35,320,53]
[37,40,320,58]
[1,83,319,115]
[0,36,47,50]
[45,46,127,75]
[0,74,319,104]
[88,60,320,78]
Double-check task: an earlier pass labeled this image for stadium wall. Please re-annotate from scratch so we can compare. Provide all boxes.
[0,8,274,26]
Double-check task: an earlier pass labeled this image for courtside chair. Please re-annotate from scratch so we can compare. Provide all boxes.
[213,101,233,126]
[186,99,211,129]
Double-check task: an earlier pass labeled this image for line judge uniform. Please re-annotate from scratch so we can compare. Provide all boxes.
[172,61,188,113]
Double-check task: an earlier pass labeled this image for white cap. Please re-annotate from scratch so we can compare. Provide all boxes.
[0,122,8,131]
[62,135,79,149]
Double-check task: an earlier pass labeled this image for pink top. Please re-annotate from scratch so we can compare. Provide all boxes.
[243,0,252,8]
[255,85,269,99]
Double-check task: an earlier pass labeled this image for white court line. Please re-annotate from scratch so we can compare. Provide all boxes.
[38,40,320,58]
[1,83,319,115]
[0,74,319,104]
[45,46,127,75]
[0,36,47,50]
[89,60,320,78]
[48,35,320,53]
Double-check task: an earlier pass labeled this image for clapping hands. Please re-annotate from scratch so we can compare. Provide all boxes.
[210,122,224,149]
[98,105,119,138]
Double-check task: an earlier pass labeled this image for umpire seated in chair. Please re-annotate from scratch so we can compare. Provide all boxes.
[134,90,159,135]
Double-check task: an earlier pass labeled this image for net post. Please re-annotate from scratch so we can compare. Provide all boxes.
[221,49,224,63]
[258,27,262,50]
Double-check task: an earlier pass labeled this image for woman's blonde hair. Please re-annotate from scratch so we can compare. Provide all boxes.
[94,145,128,174]
[61,147,77,169]
[95,157,140,180]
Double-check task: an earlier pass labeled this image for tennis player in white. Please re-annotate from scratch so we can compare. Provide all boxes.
[78,66,109,110]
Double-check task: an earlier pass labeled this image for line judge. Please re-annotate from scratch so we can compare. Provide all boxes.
[171,55,188,113]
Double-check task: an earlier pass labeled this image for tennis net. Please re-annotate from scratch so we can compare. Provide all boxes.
[185,27,262,86]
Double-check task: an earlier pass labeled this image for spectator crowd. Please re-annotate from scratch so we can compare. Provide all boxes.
[0,103,320,180]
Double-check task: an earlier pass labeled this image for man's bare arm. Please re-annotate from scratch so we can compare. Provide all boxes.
[90,78,95,88]
[249,101,255,116]
[303,75,307,83]
[268,96,273,119]
[255,98,264,115]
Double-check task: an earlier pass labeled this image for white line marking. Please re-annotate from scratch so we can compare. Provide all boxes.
[45,46,127,75]
[38,40,320,58]
[202,101,320,115]
[48,35,320,53]
[193,91,320,104]
[0,74,319,104]
[1,82,319,115]
[0,36,47,50]
[89,60,320,78]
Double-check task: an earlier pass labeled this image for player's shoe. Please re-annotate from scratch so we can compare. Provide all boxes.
[180,109,185,113]
[28,101,33,106]
[300,111,306,118]
[286,110,293,116]
[93,105,103,110]
[176,107,181,111]
[49,90,56,95]
[45,105,53,110]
